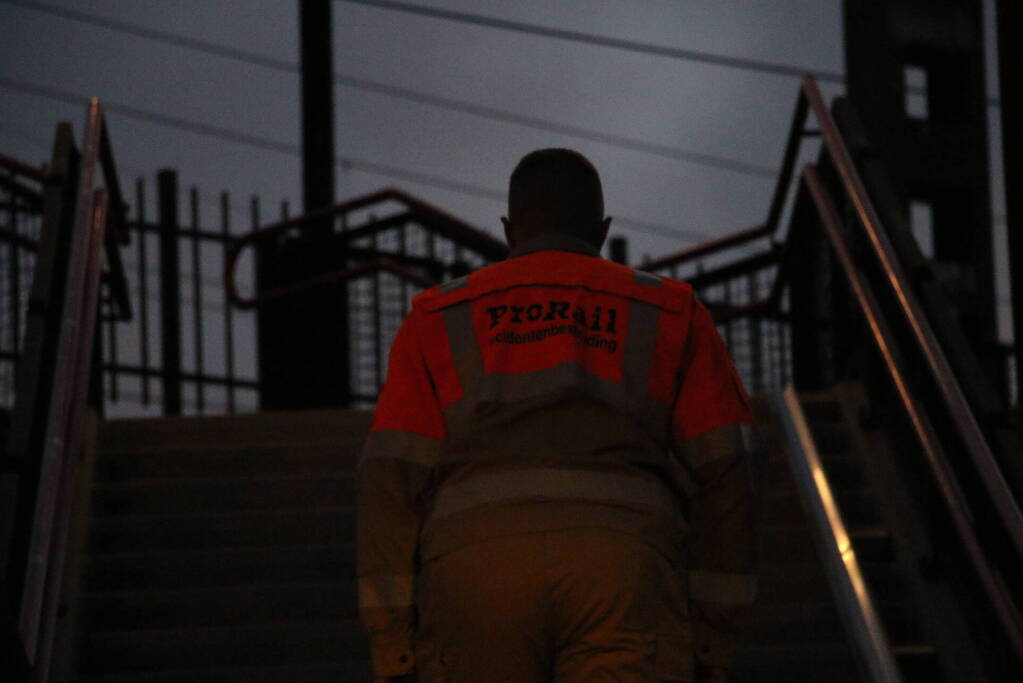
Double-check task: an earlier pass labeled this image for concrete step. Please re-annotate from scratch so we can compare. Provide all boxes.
[747,596,920,646]
[77,660,372,683]
[82,581,357,631]
[84,544,355,591]
[804,422,852,456]
[91,474,356,516]
[798,397,843,424]
[762,488,880,527]
[893,644,941,681]
[88,507,355,553]
[758,559,906,605]
[745,602,846,645]
[99,410,373,453]
[77,620,367,674]
[759,525,891,565]
[94,443,359,482]
[765,453,867,491]
[732,642,858,683]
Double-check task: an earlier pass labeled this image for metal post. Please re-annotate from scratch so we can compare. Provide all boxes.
[998,0,1023,406]
[221,191,235,413]
[135,177,150,406]
[749,271,762,394]
[299,0,335,220]
[190,187,204,413]
[158,169,182,415]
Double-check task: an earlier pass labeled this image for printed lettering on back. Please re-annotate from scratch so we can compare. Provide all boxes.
[484,299,619,355]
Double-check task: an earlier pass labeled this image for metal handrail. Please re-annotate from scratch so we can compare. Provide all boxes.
[804,164,1023,662]
[663,74,1023,666]
[8,99,125,679]
[683,74,1023,568]
[227,256,437,309]
[223,187,507,310]
[771,386,905,683]
[798,77,1023,561]
[642,89,809,272]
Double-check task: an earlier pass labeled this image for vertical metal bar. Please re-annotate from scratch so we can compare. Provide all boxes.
[250,195,260,409]
[749,271,762,395]
[222,191,235,413]
[400,222,409,316]
[9,180,20,372]
[190,186,204,413]
[158,169,182,415]
[372,230,382,393]
[299,0,336,220]
[106,285,118,402]
[280,199,289,221]
[722,279,733,352]
[998,0,1023,407]
[136,177,150,406]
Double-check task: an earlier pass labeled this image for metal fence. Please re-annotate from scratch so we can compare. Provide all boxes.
[646,248,791,398]
[0,155,45,413]
[101,170,262,417]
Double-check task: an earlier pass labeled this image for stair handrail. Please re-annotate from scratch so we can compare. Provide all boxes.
[652,74,1023,667]
[6,99,127,679]
[802,162,1023,665]
[796,76,1023,562]
[771,386,905,683]
[222,187,508,310]
[678,74,1023,569]
[642,90,809,273]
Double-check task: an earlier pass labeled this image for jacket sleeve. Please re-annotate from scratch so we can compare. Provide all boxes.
[357,309,446,677]
[671,300,758,673]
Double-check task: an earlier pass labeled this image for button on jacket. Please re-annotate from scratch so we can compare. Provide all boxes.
[357,231,757,678]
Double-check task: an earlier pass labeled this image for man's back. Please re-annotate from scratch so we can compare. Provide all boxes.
[357,149,756,683]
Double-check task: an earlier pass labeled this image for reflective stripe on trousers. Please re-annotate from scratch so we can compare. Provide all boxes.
[427,468,685,525]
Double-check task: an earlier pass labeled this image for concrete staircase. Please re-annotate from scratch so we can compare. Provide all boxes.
[732,388,943,682]
[70,410,373,682]
[60,388,974,681]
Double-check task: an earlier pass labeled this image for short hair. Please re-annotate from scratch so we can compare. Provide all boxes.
[508,148,604,237]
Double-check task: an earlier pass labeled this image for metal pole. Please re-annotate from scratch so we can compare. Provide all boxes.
[190,187,204,413]
[299,0,335,219]
[998,0,1023,406]
[221,191,235,413]
[136,177,150,406]
[158,169,182,415]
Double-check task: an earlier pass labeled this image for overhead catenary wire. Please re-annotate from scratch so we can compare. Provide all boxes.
[0,76,722,243]
[0,0,775,179]
[335,0,1000,108]
[336,0,844,82]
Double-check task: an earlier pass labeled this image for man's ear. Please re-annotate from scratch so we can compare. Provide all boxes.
[501,217,516,248]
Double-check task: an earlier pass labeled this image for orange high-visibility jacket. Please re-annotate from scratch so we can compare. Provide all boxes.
[357,232,757,678]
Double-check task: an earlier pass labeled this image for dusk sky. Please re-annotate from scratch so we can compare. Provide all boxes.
[0,0,1010,413]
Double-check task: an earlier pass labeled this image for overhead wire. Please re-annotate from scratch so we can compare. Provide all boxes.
[0,0,775,178]
[335,0,1000,108]
[0,76,722,243]
[335,0,844,82]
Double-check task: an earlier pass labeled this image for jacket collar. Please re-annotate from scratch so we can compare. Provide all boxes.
[507,231,602,259]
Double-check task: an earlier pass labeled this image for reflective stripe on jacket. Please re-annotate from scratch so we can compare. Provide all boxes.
[357,231,756,677]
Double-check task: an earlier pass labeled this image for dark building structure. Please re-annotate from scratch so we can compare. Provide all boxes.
[844,0,1001,391]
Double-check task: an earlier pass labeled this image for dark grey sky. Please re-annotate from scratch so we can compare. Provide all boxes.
[1,0,849,259]
[0,0,1011,415]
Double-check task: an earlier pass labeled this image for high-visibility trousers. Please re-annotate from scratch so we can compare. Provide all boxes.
[414,527,692,682]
